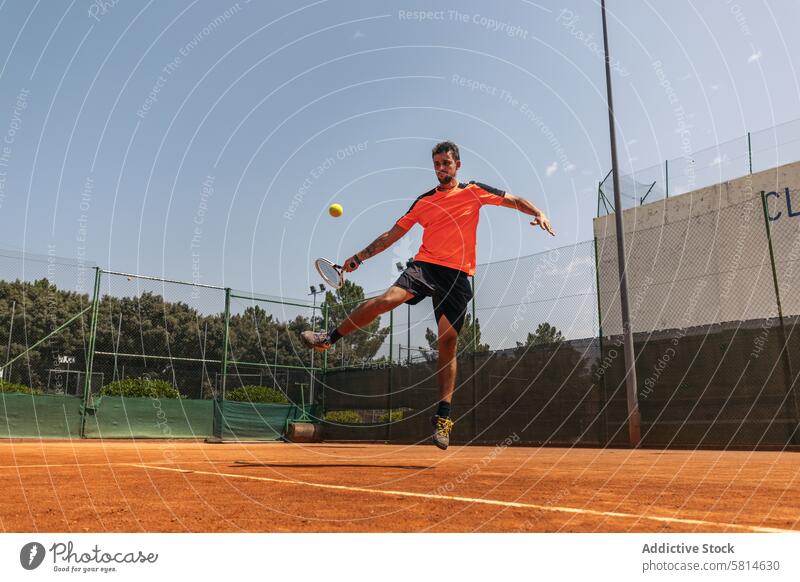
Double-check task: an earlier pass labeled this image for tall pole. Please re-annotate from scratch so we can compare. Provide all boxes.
[406,304,411,364]
[80,267,102,438]
[321,302,328,413]
[471,276,478,441]
[214,287,231,440]
[309,291,317,405]
[4,300,16,378]
[601,0,641,446]
[760,192,800,444]
[388,309,393,442]
[593,236,609,446]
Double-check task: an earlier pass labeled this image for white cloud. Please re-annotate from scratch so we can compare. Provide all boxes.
[352,31,365,39]
[711,84,720,91]
[564,162,576,173]
[545,161,558,177]
[626,138,638,146]
[748,50,762,63]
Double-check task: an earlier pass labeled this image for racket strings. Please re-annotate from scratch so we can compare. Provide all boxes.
[315,258,342,288]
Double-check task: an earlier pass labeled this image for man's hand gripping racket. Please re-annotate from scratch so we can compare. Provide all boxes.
[314,254,362,289]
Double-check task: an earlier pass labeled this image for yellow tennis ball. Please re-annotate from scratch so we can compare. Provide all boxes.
[329,203,343,217]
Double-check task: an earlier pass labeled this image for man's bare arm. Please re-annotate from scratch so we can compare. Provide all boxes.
[501,193,555,236]
[342,224,408,272]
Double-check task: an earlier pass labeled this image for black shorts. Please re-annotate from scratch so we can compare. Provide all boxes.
[393,261,473,332]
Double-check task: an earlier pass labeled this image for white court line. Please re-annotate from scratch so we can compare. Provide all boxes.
[127,463,795,533]
[0,460,217,470]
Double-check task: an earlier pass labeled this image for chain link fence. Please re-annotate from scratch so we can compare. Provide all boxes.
[3,120,800,446]
[0,250,94,394]
[599,119,800,214]
[2,214,799,446]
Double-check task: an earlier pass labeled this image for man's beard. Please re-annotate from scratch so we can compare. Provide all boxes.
[437,173,454,185]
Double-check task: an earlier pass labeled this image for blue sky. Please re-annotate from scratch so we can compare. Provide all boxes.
[0,0,798,300]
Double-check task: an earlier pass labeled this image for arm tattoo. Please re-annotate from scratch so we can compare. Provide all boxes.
[360,232,391,260]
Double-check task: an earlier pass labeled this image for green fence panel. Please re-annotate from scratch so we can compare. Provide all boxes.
[219,401,317,441]
[83,396,213,438]
[0,393,83,438]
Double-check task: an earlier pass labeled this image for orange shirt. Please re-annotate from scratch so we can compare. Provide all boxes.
[395,181,506,276]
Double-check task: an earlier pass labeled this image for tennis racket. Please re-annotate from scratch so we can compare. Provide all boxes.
[314,257,360,289]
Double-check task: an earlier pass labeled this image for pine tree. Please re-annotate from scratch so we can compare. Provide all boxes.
[516,322,564,348]
[322,280,389,367]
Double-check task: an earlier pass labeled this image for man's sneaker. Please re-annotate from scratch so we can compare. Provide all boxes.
[431,415,454,450]
[300,331,332,352]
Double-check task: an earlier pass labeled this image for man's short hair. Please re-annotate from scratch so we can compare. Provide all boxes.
[432,141,460,161]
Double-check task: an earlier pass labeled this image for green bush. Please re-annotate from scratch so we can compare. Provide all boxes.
[100,378,181,399]
[378,409,405,423]
[0,381,42,395]
[324,410,361,424]
[226,385,288,404]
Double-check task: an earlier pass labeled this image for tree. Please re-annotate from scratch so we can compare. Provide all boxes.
[0,274,391,394]
[227,305,312,368]
[423,312,489,360]
[322,280,389,367]
[0,278,91,389]
[0,278,319,396]
[516,322,564,349]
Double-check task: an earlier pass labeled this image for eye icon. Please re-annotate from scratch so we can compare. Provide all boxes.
[20,543,46,570]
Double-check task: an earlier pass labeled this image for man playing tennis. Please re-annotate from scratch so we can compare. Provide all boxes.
[302,141,554,449]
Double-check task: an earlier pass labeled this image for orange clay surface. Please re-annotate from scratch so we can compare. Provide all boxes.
[0,441,798,533]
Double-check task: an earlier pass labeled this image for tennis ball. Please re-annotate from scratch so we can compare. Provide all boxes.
[329,203,343,217]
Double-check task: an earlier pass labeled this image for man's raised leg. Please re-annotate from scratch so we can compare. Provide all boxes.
[336,286,413,337]
[300,286,412,351]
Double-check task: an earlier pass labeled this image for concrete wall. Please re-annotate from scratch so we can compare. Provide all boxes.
[593,161,800,335]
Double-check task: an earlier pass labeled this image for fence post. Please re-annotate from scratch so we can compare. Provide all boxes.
[213,288,232,440]
[471,276,478,442]
[79,267,102,438]
[593,237,609,446]
[597,183,601,217]
[760,192,800,444]
[387,309,393,442]
[665,159,669,198]
[321,302,328,415]
[748,131,753,175]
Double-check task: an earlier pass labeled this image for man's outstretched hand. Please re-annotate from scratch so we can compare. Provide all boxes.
[531,212,555,236]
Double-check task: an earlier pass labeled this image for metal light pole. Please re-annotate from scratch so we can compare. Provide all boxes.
[601,0,641,446]
[307,283,326,405]
[396,259,414,365]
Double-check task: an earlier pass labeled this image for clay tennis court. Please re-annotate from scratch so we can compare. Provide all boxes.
[0,441,797,533]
